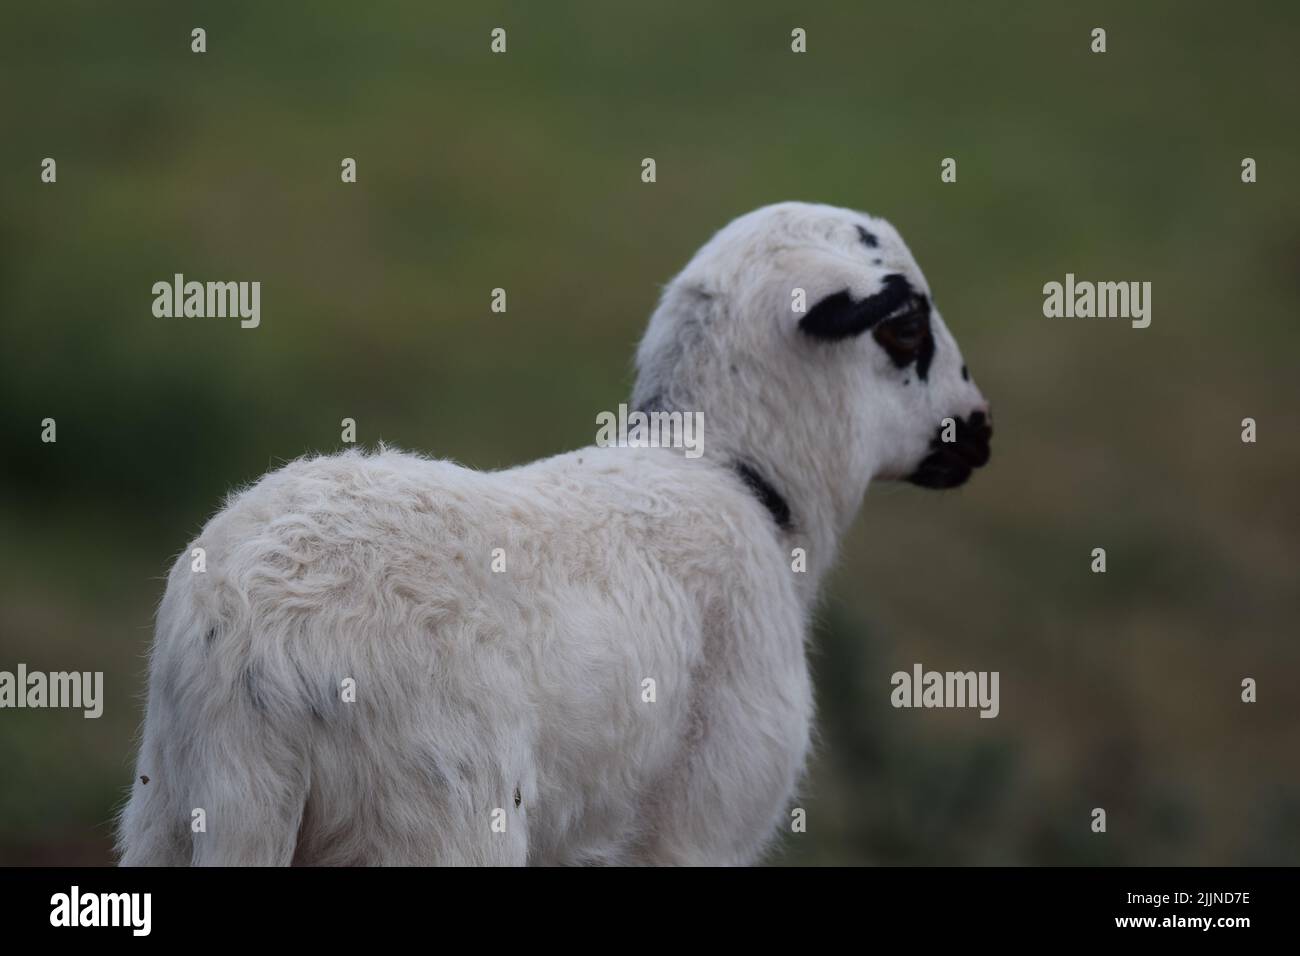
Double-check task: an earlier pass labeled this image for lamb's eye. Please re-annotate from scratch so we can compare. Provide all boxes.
[873,310,928,358]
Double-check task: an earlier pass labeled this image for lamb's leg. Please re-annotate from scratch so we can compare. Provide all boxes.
[429,746,533,866]
[119,562,311,866]
[117,710,190,865]
[293,699,535,866]
[340,781,532,866]
[638,714,806,865]
[636,600,813,866]
[119,668,309,866]
[185,707,309,866]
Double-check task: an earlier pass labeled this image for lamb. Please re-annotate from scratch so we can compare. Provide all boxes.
[116,201,992,866]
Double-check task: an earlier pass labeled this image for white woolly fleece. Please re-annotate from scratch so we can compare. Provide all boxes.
[117,202,988,866]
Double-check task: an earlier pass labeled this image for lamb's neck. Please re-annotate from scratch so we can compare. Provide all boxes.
[631,394,868,608]
[719,441,869,611]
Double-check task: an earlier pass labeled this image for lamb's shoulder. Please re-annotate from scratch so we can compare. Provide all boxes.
[516,445,788,568]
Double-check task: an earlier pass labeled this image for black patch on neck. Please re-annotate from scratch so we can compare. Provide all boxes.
[799,274,913,341]
[856,225,879,248]
[733,462,792,531]
[638,398,792,531]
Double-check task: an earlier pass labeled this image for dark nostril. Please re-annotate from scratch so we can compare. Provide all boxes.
[963,410,992,447]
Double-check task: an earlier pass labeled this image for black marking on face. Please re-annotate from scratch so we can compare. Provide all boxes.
[514,786,522,808]
[907,411,992,489]
[733,462,792,530]
[872,291,935,381]
[961,365,969,381]
[204,626,217,644]
[856,225,879,248]
[798,274,912,342]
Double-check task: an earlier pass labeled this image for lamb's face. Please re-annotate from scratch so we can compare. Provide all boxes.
[671,202,992,490]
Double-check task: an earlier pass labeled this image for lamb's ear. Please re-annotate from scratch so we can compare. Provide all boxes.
[798,274,911,341]
[633,280,719,412]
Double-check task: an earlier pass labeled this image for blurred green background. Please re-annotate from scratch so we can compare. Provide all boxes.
[1,1,1297,865]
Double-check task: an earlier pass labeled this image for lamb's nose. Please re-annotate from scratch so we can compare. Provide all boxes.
[961,411,992,467]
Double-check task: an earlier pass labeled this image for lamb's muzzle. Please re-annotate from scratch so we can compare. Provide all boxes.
[907,410,993,489]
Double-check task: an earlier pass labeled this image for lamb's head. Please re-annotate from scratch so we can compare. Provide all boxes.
[633,201,991,538]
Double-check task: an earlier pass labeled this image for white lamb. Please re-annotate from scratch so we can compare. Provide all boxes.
[117,201,992,866]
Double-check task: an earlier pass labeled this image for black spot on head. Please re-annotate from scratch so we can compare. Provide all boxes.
[799,274,912,341]
[204,627,217,644]
[961,365,969,381]
[514,786,522,808]
[140,775,149,786]
[798,275,938,380]
[856,225,879,248]
[873,258,882,266]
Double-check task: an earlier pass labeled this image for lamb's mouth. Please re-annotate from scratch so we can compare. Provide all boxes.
[907,412,992,490]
